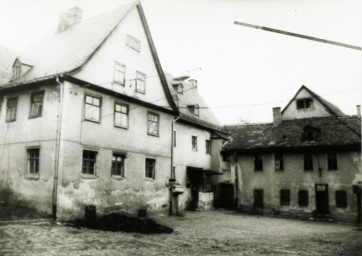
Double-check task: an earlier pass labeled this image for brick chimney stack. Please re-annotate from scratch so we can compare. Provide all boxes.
[57,6,82,33]
[273,107,282,126]
[357,105,361,118]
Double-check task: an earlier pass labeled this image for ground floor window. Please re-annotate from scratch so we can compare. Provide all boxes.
[82,150,97,175]
[254,189,264,208]
[335,190,347,208]
[298,190,309,207]
[111,153,125,177]
[145,158,156,179]
[27,148,40,174]
[280,189,290,206]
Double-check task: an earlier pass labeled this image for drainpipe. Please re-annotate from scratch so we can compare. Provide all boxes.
[169,115,181,215]
[53,75,65,221]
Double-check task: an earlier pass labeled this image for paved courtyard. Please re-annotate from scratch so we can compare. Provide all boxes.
[0,210,361,256]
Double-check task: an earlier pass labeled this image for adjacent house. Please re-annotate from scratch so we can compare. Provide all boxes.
[0,1,224,220]
[220,86,361,222]
[165,75,226,214]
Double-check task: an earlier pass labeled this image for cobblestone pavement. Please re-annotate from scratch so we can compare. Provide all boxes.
[0,210,361,256]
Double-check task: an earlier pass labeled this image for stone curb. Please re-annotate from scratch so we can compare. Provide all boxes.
[0,218,53,226]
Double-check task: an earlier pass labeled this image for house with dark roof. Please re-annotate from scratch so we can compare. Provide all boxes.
[0,2,224,220]
[219,85,361,222]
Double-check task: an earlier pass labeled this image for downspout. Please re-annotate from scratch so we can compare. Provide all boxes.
[169,115,181,215]
[53,75,65,220]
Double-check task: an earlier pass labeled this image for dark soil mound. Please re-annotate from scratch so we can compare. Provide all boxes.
[67,213,173,234]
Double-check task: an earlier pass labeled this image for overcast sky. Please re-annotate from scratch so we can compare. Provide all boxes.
[0,0,360,124]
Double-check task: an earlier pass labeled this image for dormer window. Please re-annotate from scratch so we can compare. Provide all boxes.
[296,98,313,109]
[13,65,21,80]
[188,104,199,116]
[302,126,321,142]
[177,84,183,94]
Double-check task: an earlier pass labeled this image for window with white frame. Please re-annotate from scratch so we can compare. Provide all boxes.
[136,71,146,94]
[84,95,101,122]
[114,103,128,128]
[145,158,156,179]
[29,91,44,118]
[114,62,126,85]
[126,34,141,52]
[147,112,159,136]
[6,97,18,122]
[111,153,125,177]
[82,150,97,175]
[27,148,40,174]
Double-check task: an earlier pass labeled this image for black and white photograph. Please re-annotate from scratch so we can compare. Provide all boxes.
[0,0,361,255]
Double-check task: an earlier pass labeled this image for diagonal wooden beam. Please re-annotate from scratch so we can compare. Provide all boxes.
[234,21,361,51]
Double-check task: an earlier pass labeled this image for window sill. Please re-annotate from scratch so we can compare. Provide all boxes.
[304,170,313,172]
[275,169,284,172]
[29,115,42,119]
[6,119,16,123]
[136,90,145,94]
[147,133,159,137]
[84,119,100,124]
[113,82,125,87]
[111,175,125,181]
[145,178,155,182]
[81,174,98,179]
[25,173,40,180]
[327,169,338,171]
[114,125,128,130]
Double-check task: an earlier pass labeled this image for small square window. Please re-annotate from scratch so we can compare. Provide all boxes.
[147,112,159,136]
[335,190,347,208]
[82,150,97,175]
[192,136,198,151]
[6,97,18,122]
[327,152,338,170]
[188,105,199,116]
[136,71,146,94]
[29,92,44,118]
[298,190,309,207]
[274,152,284,171]
[114,62,126,86]
[254,155,263,171]
[304,153,313,171]
[84,95,101,122]
[111,153,125,177]
[145,158,156,179]
[126,34,141,52]
[206,139,211,154]
[114,103,128,128]
[27,148,40,174]
[280,189,290,206]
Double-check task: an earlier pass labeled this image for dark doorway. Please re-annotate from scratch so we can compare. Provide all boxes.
[186,167,203,210]
[315,184,329,216]
[253,189,264,209]
[218,183,234,209]
[353,185,361,223]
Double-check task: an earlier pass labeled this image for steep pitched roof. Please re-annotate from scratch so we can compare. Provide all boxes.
[165,74,224,132]
[223,116,361,152]
[0,45,17,84]
[281,85,345,117]
[0,1,178,112]
[0,2,136,87]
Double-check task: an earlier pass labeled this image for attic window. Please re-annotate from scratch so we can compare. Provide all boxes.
[12,64,21,80]
[302,126,321,142]
[296,98,313,109]
[177,84,184,94]
[126,34,141,52]
[188,104,199,116]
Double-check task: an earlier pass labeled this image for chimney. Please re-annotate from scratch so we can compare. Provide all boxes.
[273,107,282,126]
[189,79,198,89]
[57,6,82,33]
[357,105,361,118]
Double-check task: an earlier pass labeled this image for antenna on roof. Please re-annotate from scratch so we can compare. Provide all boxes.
[234,21,361,51]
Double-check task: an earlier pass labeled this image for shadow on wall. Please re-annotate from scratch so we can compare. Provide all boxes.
[0,189,51,221]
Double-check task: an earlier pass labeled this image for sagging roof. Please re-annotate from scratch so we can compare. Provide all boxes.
[165,74,225,132]
[282,85,345,117]
[223,116,361,152]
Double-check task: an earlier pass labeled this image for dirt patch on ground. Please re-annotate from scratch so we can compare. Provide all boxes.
[66,213,173,234]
